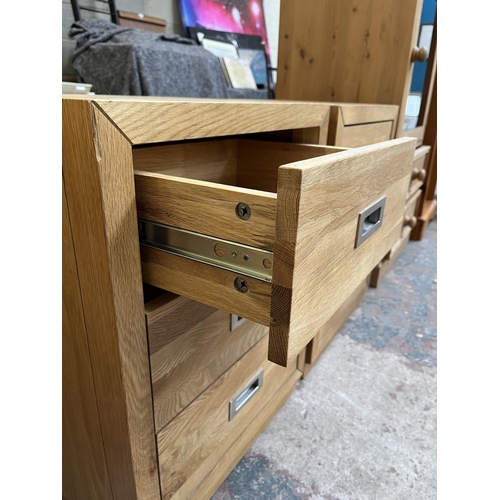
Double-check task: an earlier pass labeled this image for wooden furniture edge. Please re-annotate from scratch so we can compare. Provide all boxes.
[62,99,161,500]
[73,97,333,145]
[63,180,113,500]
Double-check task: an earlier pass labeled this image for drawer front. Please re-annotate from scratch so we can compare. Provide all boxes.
[136,137,416,367]
[336,121,394,148]
[156,335,297,500]
[409,145,430,194]
[188,366,301,500]
[145,292,268,431]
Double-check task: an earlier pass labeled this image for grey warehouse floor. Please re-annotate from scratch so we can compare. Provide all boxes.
[212,218,437,500]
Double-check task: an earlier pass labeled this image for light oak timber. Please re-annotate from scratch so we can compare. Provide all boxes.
[269,137,416,365]
[291,107,330,145]
[339,122,394,148]
[145,293,217,356]
[339,103,399,125]
[256,101,398,148]
[62,99,160,500]
[63,181,113,500]
[156,335,296,500]
[133,139,239,185]
[66,95,332,145]
[63,95,413,497]
[137,137,415,366]
[134,170,278,250]
[236,140,346,192]
[327,103,398,147]
[152,317,267,431]
[145,293,268,430]
[141,246,272,326]
[134,139,345,205]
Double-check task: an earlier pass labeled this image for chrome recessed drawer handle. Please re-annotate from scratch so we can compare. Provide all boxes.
[355,197,386,248]
[229,370,264,420]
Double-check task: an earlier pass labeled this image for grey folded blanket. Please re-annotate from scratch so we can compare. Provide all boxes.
[68,19,268,99]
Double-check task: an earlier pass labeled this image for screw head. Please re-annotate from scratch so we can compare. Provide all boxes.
[263,258,272,269]
[234,277,249,293]
[236,202,251,221]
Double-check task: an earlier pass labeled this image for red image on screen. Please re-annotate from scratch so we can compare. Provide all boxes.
[179,0,270,57]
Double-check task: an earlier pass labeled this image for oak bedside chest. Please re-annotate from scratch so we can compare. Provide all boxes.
[63,96,415,500]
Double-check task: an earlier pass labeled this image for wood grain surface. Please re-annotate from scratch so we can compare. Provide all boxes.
[145,294,268,431]
[141,244,272,326]
[236,140,345,192]
[137,135,416,367]
[62,99,160,500]
[133,139,238,185]
[91,97,331,145]
[187,369,301,500]
[63,181,113,500]
[338,122,394,148]
[134,170,277,250]
[327,103,398,147]
[338,104,399,126]
[269,137,416,366]
[156,335,296,500]
[145,293,217,356]
[276,0,423,137]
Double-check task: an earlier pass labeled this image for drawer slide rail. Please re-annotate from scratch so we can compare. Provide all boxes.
[138,219,274,282]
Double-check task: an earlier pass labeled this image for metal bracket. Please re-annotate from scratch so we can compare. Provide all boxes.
[138,219,274,282]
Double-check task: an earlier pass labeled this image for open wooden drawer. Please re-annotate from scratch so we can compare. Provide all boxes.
[134,137,416,366]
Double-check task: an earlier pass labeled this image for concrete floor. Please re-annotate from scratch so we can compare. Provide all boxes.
[212,219,437,500]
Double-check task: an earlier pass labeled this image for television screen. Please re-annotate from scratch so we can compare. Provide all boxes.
[178,0,270,58]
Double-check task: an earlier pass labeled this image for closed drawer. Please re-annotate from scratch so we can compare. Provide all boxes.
[144,289,267,431]
[156,334,298,500]
[327,103,399,147]
[408,145,430,195]
[336,121,394,148]
[135,137,416,366]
